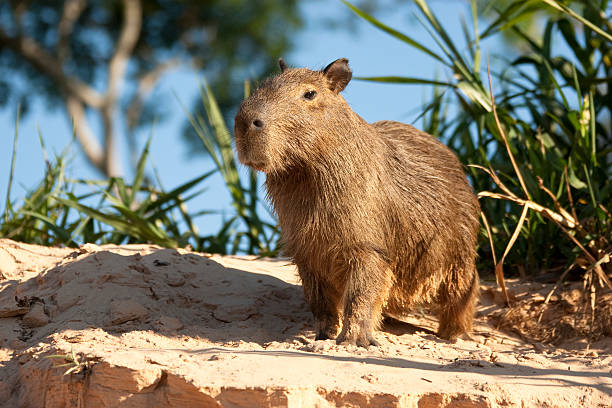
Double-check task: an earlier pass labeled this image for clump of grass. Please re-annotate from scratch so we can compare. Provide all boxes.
[46,347,87,376]
[0,123,212,249]
[345,0,611,338]
[345,0,611,277]
[1,85,278,256]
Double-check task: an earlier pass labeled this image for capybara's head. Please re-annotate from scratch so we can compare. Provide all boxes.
[234,58,353,173]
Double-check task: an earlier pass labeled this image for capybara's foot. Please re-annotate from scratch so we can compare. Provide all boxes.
[436,324,464,340]
[336,322,380,347]
[315,317,340,340]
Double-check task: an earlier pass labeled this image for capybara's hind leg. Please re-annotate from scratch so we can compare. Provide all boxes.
[437,266,479,340]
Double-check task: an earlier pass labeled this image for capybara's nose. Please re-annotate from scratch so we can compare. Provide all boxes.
[252,119,265,129]
[234,111,249,137]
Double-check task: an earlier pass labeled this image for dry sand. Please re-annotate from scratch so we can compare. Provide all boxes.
[0,238,610,407]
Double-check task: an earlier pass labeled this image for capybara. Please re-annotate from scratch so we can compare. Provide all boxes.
[234,58,480,346]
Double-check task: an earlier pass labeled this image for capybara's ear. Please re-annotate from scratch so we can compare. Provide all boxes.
[279,58,288,72]
[323,58,352,93]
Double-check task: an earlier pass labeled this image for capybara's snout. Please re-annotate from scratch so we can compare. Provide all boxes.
[234,105,269,172]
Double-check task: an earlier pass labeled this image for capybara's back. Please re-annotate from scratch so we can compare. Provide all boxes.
[374,120,480,340]
[234,58,480,346]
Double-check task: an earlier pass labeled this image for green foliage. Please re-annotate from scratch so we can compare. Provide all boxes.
[1,86,279,255]
[345,0,611,278]
[1,128,209,248]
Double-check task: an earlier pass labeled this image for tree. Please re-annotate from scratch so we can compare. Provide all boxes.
[0,0,302,177]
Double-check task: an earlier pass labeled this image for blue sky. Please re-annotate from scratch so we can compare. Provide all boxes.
[0,1,501,236]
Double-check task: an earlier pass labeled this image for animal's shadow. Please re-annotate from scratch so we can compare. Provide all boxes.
[1,246,439,347]
[381,315,436,336]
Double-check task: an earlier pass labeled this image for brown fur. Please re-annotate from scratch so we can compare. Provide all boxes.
[234,58,480,346]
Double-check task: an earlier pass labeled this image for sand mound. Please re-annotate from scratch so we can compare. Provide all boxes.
[0,239,610,407]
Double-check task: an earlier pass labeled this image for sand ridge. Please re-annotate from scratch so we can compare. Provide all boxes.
[0,239,610,407]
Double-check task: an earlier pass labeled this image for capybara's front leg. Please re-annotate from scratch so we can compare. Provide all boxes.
[336,249,392,347]
[298,266,343,340]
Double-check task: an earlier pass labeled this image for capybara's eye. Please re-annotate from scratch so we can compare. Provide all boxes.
[303,90,317,100]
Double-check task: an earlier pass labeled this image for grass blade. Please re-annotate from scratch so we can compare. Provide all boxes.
[4,105,20,223]
[486,54,531,199]
[356,76,452,86]
[130,132,152,203]
[342,0,447,64]
[540,0,612,43]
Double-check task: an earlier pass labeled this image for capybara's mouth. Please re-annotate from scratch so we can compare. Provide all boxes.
[236,146,268,172]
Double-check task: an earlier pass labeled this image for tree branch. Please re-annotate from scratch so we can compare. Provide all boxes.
[107,0,142,105]
[9,0,28,34]
[57,0,86,62]
[65,96,106,174]
[0,28,104,108]
[1,0,144,179]
[99,0,142,177]
[100,105,121,176]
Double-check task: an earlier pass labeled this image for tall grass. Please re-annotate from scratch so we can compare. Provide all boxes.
[1,86,279,255]
[344,1,611,293]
